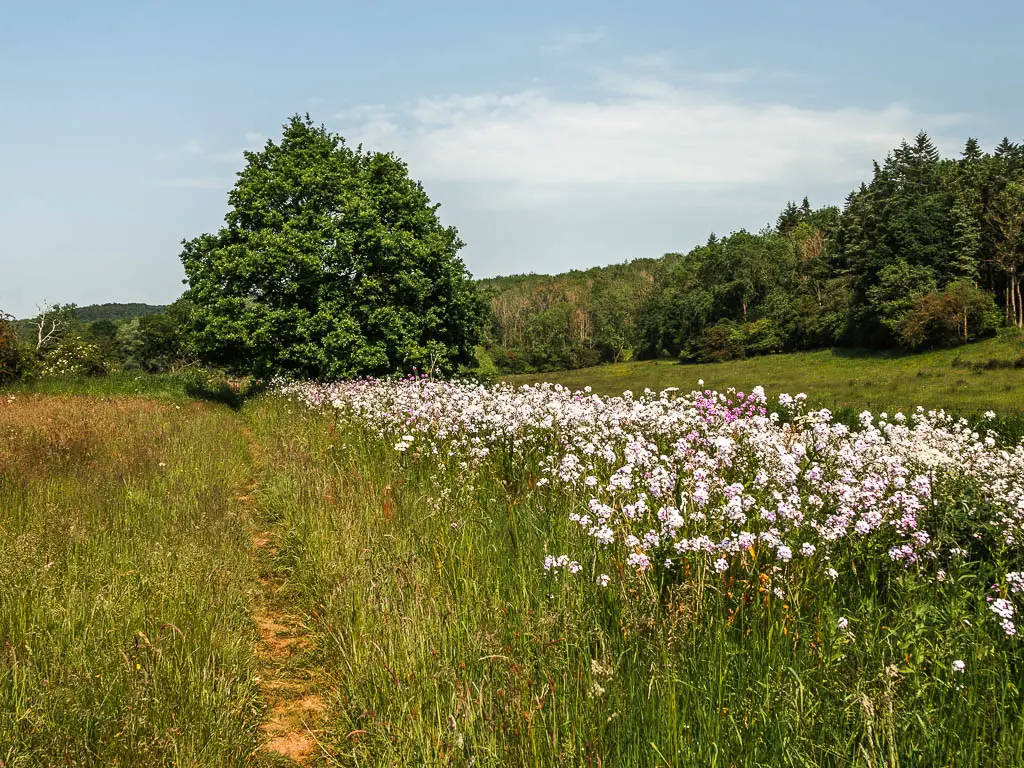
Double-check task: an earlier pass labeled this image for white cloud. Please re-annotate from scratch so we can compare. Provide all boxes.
[154,76,961,278]
[328,74,962,276]
[338,78,954,207]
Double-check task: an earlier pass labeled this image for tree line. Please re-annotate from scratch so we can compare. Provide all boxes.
[4,123,1024,384]
[479,133,1024,372]
[0,301,194,382]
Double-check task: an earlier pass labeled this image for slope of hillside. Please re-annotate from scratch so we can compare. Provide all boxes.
[505,331,1024,414]
[73,303,167,322]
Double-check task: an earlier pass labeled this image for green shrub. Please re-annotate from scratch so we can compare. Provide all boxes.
[696,320,747,362]
[466,345,500,382]
[742,317,784,356]
[900,281,1001,350]
[0,312,35,383]
[39,335,109,377]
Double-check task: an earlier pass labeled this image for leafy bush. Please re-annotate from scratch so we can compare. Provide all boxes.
[900,281,1001,349]
[39,335,109,377]
[742,317,784,356]
[0,312,30,383]
[694,319,783,362]
[465,345,500,382]
[696,320,747,362]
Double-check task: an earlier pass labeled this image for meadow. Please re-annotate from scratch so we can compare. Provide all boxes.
[0,395,261,764]
[505,331,1024,415]
[3,343,1024,766]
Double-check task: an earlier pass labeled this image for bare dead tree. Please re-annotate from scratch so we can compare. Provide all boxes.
[35,302,67,351]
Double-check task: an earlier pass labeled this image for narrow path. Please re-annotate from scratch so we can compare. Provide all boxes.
[238,424,326,766]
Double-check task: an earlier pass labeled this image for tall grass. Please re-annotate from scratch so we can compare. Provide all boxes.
[249,395,1024,766]
[4,370,1022,765]
[0,395,262,765]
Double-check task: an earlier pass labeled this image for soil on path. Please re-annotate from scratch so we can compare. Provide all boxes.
[239,425,327,766]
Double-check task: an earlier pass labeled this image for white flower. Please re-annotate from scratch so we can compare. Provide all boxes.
[713,558,729,573]
[837,616,849,630]
[990,598,1015,620]
[596,574,610,587]
[952,659,966,673]
[827,568,839,581]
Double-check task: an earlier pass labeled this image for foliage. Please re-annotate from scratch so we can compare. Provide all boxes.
[465,344,500,382]
[85,317,119,357]
[29,302,77,353]
[0,311,31,383]
[38,333,108,377]
[696,319,746,362]
[481,133,1024,372]
[180,114,483,380]
[900,280,1001,349]
[131,313,183,372]
[865,259,939,338]
[71,302,167,322]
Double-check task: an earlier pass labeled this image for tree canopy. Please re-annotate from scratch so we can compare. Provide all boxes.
[478,133,1024,372]
[180,115,483,379]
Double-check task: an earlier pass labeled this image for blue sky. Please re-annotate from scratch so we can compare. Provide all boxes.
[2,0,1022,317]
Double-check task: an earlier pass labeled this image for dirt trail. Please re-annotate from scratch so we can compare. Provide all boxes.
[239,425,326,765]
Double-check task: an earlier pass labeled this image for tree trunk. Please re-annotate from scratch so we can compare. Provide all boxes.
[1009,271,1020,329]
[1011,270,1019,327]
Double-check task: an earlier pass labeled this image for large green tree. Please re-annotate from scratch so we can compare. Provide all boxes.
[180,115,483,379]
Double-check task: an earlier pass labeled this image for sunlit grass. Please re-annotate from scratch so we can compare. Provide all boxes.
[505,331,1024,415]
[247,394,1024,766]
[0,395,262,765]
[5,334,1024,765]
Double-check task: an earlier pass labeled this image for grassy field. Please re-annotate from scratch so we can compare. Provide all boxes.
[3,342,1024,766]
[505,331,1024,414]
[244,392,1022,766]
[0,395,261,765]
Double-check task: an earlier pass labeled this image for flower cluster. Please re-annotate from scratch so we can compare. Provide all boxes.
[280,376,1024,637]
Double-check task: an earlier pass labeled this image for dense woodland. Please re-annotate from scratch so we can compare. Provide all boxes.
[479,133,1024,372]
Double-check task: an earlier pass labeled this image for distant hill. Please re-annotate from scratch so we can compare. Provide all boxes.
[73,303,167,322]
